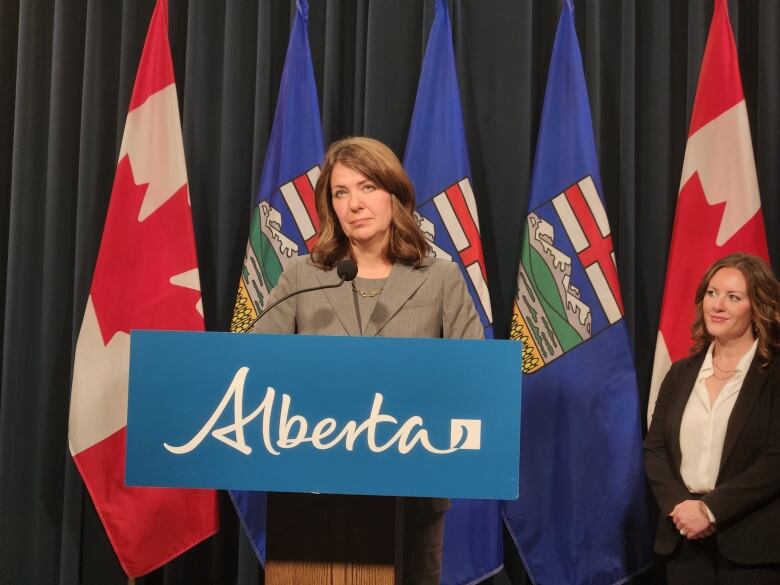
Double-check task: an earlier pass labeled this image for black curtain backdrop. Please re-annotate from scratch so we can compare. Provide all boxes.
[1,1,779,584]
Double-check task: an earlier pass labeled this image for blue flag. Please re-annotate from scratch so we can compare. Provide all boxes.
[229,0,324,564]
[404,0,493,342]
[403,1,502,583]
[502,2,652,584]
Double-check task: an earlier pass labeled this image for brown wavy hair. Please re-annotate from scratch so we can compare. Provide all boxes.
[691,253,780,363]
[310,136,429,269]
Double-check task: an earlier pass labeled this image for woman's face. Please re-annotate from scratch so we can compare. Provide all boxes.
[330,162,393,252]
[703,267,754,345]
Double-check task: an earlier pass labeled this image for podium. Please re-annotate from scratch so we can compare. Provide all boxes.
[266,493,400,583]
[126,331,521,584]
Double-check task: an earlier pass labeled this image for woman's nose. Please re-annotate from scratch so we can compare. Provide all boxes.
[348,191,363,210]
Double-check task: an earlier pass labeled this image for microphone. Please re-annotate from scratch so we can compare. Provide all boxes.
[245,258,358,332]
[336,257,358,281]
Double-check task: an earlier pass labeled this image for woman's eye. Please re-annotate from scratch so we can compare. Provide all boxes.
[706,289,716,297]
[333,189,346,198]
[362,184,375,192]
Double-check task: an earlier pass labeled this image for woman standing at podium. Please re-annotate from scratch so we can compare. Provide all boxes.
[253,136,484,584]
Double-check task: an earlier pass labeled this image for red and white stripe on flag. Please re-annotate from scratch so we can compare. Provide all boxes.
[280,166,321,250]
[67,0,218,576]
[647,0,768,425]
[432,179,493,322]
[553,176,624,324]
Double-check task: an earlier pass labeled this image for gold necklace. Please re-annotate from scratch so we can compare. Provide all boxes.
[351,281,383,298]
[711,360,737,380]
[713,359,737,375]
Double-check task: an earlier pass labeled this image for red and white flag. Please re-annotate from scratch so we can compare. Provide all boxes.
[647,0,768,424]
[68,0,218,576]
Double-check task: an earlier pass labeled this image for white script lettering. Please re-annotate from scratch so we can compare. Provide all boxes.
[163,368,472,456]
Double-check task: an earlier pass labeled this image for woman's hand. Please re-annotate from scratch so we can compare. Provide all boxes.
[670,500,715,539]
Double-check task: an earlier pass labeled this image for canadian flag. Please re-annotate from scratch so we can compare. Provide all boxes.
[68,0,218,576]
[647,0,768,425]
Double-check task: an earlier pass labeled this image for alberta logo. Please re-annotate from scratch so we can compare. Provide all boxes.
[163,367,483,456]
[511,176,624,373]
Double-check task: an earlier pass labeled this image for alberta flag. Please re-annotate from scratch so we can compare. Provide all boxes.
[404,0,492,340]
[229,0,324,564]
[68,0,218,576]
[502,2,651,584]
[403,0,501,583]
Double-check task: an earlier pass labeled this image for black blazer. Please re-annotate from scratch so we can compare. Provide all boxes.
[644,350,780,564]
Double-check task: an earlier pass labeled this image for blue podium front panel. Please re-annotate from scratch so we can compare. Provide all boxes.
[127,331,521,500]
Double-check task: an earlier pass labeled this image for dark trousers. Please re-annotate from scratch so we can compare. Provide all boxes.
[402,509,446,585]
[666,534,780,585]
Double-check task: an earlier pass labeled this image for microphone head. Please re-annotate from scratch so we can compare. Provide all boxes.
[336,259,358,282]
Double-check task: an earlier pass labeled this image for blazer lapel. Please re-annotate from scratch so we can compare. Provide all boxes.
[720,356,769,471]
[316,265,360,336]
[668,353,706,472]
[363,261,428,337]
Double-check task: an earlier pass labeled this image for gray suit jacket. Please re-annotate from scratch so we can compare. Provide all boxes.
[252,255,485,341]
[252,255,485,513]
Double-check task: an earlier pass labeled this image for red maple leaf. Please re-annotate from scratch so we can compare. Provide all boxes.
[90,156,203,344]
[659,172,768,361]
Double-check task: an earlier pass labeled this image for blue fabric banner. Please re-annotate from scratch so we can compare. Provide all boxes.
[502,2,652,584]
[229,0,324,566]
[403,1,503,583]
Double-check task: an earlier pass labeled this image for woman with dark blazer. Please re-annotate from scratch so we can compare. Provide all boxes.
[645,253,780,584]
[253,136,484,585]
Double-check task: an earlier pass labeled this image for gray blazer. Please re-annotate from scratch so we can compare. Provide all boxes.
[252,255,485,341]
[252,255,484,514]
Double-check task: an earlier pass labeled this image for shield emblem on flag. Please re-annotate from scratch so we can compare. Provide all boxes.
[512,175,624,374]
[233,166,321,331]
[415,177,493,334]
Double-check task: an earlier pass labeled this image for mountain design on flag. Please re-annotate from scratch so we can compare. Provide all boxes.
[415,212,453,261]
[231,166,321,332]
[512,175,623,373]
[504,4,651,583]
